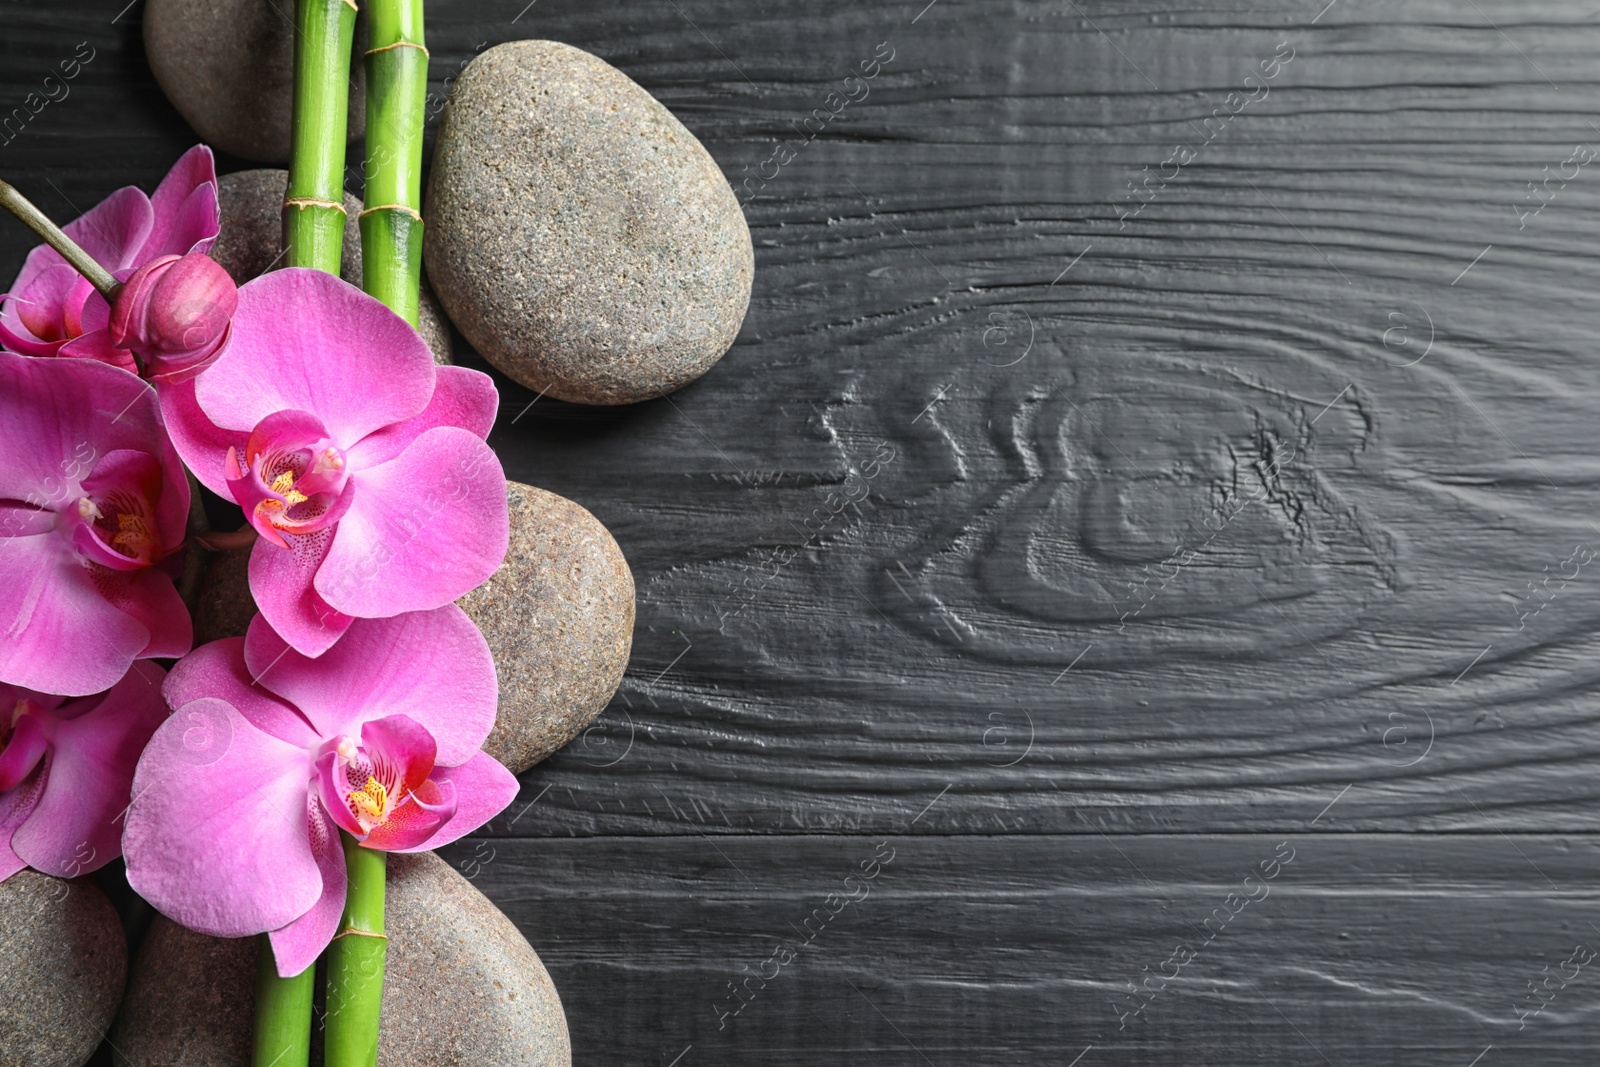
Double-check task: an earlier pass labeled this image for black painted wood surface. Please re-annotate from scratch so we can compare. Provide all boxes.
[6,0,1600,1063]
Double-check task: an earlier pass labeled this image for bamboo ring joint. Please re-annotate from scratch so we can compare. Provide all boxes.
[366,41,429,57]
[283,197,347,215]
[358,204,424,222]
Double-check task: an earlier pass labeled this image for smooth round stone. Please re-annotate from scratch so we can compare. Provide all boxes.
[212,170,454,364]
[110,901,252,1067]
[0,872,126,1067]
[144,0,365,163]
[461,482,634,774]
[425,40,752,405]
[191,545,253,647]
[111,852,570,1067]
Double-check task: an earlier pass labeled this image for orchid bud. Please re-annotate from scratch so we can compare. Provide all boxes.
[109,252,238,382]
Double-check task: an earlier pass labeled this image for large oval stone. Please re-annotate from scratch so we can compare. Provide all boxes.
[0,872,126,1067]
[461,482,634,774]
[144,0,365,163]
[425,40,752,405]
[211,169,454,364]
[111,852,569,1067]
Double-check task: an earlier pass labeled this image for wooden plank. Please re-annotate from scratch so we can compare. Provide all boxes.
[474,0,1600,835]
[4,3,1600,837]
[451,832,1600,1067]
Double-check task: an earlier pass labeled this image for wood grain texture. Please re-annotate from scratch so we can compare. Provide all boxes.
[442,833,1600,1066]
[4,1,1600,1064]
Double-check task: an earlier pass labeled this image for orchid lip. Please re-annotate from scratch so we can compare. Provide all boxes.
[310,713,454,851]
[226,410,355,548]
[59,451,168,572]
[0,699,49,793]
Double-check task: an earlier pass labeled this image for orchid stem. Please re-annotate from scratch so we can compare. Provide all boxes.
[0,180,119,298]
[252,937,314,1067]
[325,832,387,1067]
[284,0,358,274]
[360,0,426,326]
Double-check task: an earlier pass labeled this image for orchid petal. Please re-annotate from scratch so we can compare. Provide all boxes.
[140,146,220,260]
[247,528,353,659]
[0,505,51,543]
[317,427,509,618]
[57,329,139,374]
[243,606,496,766]
[0,504,52,539]
[267,803,345,977]
[0,715,47,793]
[12,661,167,877]
[0,535,149,697]
[0,351,168,507]
[0,764,47,882]
[195,269,435,445]
[158,375,244,498]
[95,566,193,661]
[76,283,112,336]
[11,263,83,343]
[70,449,166,571]
[0,304,63,357]
[59,185,155,272]
[346,366,501,470]
[3,184,151,357]
[388,752,520,854]
[360,714,437,796]
[228,410,354,544]
[125,698,322,938]
[162,637,318,749]
[312,750,365,839]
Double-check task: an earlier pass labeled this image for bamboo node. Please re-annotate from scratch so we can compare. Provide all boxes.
[359,203,424,222]
[365,40,429,57]
[283,197,347,215]
[332,927,389,941]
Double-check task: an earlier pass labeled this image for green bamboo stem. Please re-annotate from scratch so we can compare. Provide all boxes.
[0,181,119,297]
[359,0,426,325]
[283,0,358,273]
[311,5,423,1062]
[324,833,388,1067]
[252,937,314,1067]
[252,3,359,1065]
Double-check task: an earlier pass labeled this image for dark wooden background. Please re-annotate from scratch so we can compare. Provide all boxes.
[8,0,1600,1063]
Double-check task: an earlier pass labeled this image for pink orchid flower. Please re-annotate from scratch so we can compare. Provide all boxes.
[0,145,220,377]
[162,267,509,658]
[0,663,167,882]
[0,668,167,883]
[0,351,192,697]
[124,607,518,976]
